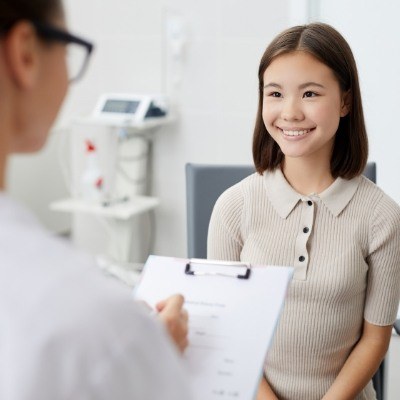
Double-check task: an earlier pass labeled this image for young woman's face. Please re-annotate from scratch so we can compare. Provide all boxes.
[262,51,349,163]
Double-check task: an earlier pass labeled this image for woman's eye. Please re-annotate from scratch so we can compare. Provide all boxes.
[303,91,317,98]
[269,92,282,98]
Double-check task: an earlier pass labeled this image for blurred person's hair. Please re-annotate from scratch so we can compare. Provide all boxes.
[0,0,64,33]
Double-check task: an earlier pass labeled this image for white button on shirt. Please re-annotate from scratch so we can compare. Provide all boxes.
[0,194,191,400]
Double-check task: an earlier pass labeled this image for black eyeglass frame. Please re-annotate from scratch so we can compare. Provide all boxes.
[31,21,94,82]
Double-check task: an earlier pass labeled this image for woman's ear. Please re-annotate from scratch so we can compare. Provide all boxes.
[3,21,41,89]
[340,90,351,117]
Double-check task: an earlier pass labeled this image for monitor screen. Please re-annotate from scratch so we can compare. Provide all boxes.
[102,100,140,114]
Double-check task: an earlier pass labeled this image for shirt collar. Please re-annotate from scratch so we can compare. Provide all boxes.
[263,169,361,219]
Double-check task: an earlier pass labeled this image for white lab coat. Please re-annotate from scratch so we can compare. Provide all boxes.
[0,193,191,400]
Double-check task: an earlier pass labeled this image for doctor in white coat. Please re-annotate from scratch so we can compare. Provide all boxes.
[0,0,191,399]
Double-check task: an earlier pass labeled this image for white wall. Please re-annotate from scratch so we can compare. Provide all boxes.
[10,1,400,259]
[148,0,290,257]
[8,0,291,257]
[316,0,400,206]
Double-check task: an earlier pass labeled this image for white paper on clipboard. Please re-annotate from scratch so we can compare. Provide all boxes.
[133,255,293,400]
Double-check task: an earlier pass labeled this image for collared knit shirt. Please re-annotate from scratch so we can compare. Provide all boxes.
[207,169,400,400]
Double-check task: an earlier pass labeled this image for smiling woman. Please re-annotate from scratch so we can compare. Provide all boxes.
[253,23,368,181]
[208,22,400,400]
[262,51,349,172]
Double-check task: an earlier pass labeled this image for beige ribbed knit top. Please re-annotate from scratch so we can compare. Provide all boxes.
[207,169,400,400]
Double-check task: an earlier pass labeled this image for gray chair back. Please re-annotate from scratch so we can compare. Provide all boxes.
[186,162,376,259]
[186,164,255,259]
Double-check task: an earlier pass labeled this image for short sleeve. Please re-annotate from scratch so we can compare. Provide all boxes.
[364,193,400,325]
[207,182,244,261]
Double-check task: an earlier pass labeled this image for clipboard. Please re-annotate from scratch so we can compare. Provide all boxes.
[134,256,293,400]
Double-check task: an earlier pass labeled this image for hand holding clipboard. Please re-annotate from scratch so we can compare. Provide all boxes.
[134,256,293,400]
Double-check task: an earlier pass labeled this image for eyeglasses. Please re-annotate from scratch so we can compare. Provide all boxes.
[31,21,94,83]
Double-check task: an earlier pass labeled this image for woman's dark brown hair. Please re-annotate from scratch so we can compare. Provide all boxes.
[0,0,63,32]
[253,23,368,179]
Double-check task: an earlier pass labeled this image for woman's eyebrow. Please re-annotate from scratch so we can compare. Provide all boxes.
[263,82,326,89]
[298,82,325,89]
[263,82,281,89]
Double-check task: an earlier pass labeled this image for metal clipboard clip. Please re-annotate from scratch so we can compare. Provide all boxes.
[185,258,251,280]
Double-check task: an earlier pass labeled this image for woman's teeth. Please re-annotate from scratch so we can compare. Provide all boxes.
[282,129,311,137]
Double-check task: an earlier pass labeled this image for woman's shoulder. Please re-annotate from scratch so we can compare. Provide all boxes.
[358,175,400,222]
[215,172,262,207]
[209,173,262,245]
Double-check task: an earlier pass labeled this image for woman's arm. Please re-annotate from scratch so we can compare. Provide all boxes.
[322,320,392,400]
[256,376,279,400]
[207,185,244,261]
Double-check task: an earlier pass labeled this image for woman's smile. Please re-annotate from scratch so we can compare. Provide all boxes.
[278,127,316,139]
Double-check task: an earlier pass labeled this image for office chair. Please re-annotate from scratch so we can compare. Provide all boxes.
[186,161,392,400]
[394,320,400,335]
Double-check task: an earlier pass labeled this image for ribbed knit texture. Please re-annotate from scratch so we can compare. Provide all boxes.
[207,172,400,400]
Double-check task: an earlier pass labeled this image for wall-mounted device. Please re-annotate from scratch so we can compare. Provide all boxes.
[92,93,168,125]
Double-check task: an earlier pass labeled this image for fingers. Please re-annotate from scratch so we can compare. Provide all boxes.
[156,294,184,313]
[157,294,189,353]
[181,308,189,323]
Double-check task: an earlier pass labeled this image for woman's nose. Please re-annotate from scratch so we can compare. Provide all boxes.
[281,97,304,121]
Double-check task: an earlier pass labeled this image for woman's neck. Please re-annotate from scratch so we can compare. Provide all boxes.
[282,156,334,195]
